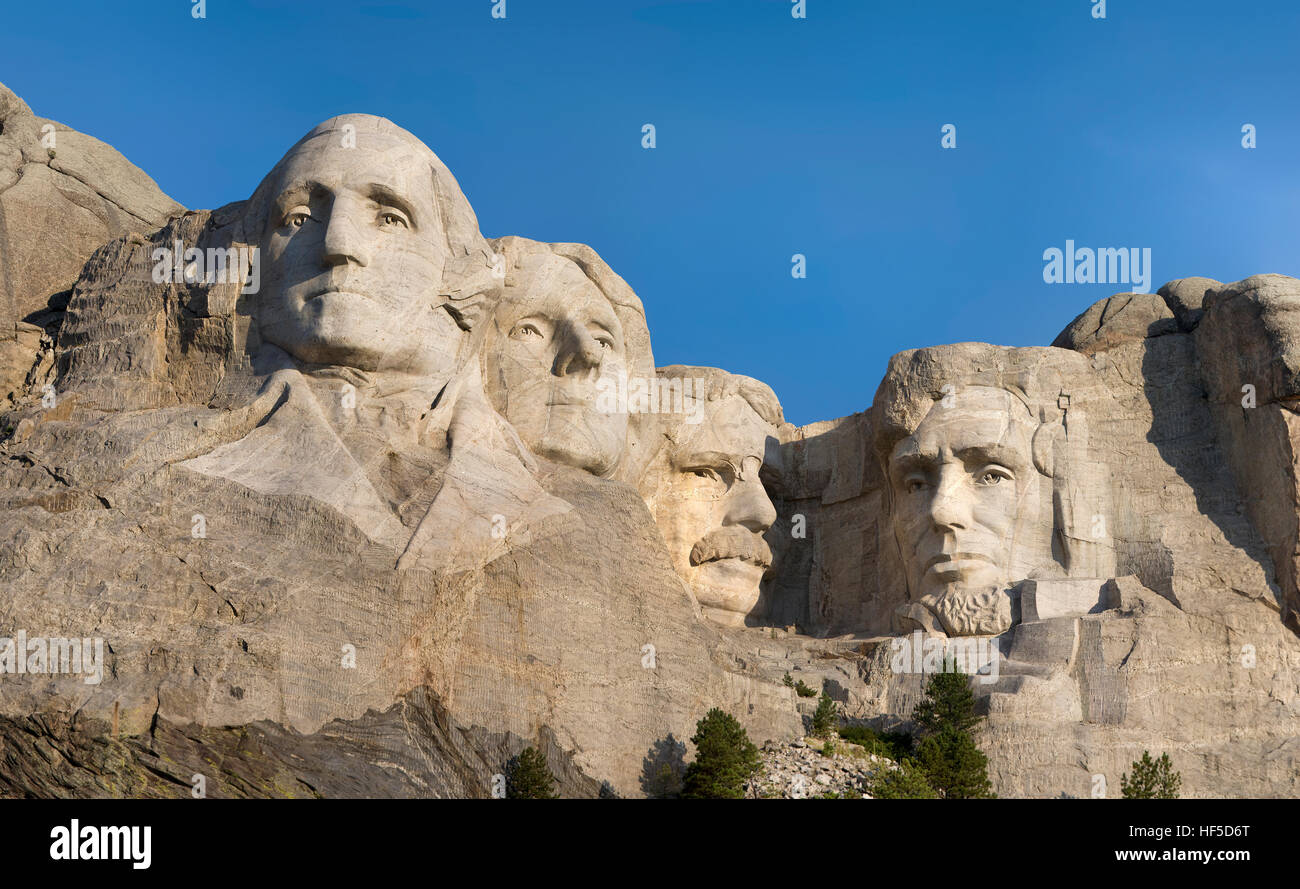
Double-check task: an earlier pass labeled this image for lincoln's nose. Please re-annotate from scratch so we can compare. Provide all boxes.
[927,463,972,532]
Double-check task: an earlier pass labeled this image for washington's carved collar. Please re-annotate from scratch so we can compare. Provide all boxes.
[298,363,448,454]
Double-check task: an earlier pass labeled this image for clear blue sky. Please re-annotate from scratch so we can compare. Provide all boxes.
[3,0,1297,425]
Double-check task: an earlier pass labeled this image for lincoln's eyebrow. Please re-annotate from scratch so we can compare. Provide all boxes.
[889,452,937,477]
[954,444,1022,468]
[367,184,418,229]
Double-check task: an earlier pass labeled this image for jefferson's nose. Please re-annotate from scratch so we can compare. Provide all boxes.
[321,202,370,268]
[724,477,777,533]
[927,463,972,532]
[552,322,604,377]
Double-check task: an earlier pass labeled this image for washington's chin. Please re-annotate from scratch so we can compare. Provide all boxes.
[270,290,461,359]
[292,290,388,329]
[265,317,457,374]
[688,558,765,616]
[276,339,410,374]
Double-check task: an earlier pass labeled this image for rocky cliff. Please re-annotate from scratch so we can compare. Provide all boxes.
[0,87,1295,798]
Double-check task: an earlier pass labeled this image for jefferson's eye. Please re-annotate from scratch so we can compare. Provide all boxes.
[596,337,613,350]
[510,322,543,340]
[378,209,410,229]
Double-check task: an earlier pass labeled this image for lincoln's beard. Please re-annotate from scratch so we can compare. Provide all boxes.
[920,583,1014,636]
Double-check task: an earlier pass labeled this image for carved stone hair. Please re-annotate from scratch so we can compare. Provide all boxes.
[871,343,1073,474]
[488,235,655,383]
[657,364,784,427]
[871,342,1116,581]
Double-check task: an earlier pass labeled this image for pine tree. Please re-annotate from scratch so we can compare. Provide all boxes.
[505,746,559,799]
[811,690,839,737]
[640,734,686,799]
[1121,751,1181,799]
[867,758,939,799]
[912,659,980,735]
[680,708,761,799]
[908,658,994,798]
[914,728,993,798]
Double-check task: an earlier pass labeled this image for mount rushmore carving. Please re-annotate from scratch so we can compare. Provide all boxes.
[0,84,1296,797]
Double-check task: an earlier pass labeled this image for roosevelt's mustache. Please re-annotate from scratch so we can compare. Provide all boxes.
[690,526,772,569]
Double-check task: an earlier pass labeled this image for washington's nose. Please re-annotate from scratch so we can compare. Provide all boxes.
[724,477,777,533]
[553,322,604,377]
[927,464,971,532]
[321,206,370,269]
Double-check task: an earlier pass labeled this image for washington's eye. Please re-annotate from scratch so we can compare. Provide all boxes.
[691,468,722,482]
[378,208,410,229]
[283,206,311,228]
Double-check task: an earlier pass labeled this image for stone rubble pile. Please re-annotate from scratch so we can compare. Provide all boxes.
[747,736,897,799]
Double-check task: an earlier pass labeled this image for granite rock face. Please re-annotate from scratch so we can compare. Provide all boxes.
[0,104,798,798]
[0,88,1297,798]
[0,80,182,421]
[767,281,1300,797]
[0,81,183,331]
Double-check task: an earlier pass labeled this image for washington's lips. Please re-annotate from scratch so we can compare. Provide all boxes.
[690,526,773,569]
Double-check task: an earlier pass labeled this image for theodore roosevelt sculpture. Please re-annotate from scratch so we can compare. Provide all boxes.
[640,365,783,626]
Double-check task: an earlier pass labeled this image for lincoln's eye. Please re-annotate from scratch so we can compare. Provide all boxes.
[379,210,409,229]
[975,467,1012,486]
[905,478,927,494]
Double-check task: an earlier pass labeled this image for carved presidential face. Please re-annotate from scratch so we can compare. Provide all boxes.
[651,394,778,626]
[255,129,463,381]
[486,254,629,476]
[888,386,1054,631]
